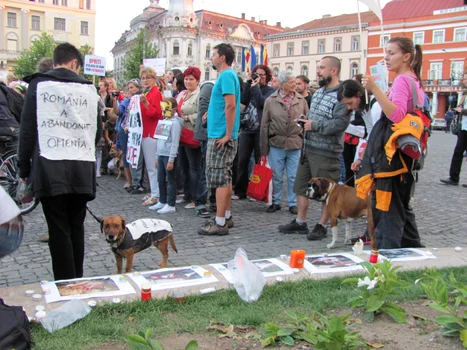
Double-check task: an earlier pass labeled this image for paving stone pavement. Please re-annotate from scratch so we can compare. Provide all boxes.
[1,131,466,287]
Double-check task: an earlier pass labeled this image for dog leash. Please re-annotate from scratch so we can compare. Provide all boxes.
[86,206,102,223]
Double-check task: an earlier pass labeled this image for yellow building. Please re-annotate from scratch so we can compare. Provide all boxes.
[0,0,96,79]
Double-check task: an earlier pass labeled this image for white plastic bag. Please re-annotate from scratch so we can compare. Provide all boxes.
[40,300,91,333]
[227,248,266,303]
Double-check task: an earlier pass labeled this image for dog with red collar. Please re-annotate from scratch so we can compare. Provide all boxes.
[308,177,368,249]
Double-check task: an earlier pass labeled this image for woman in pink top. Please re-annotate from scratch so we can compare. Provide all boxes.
[358,36,424,249]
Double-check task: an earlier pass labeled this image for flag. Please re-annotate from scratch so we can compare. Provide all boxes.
[242,47,250,73]
[260,44,269,66]
[250,45,257,69]
[358,0,382,21]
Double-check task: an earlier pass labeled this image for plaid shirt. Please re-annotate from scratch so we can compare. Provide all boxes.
[278,89,295,120]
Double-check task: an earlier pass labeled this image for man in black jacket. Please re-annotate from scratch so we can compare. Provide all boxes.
[18,43,102,280]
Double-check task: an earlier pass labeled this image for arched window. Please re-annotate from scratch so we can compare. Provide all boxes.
[187,42,193,56]
[205,67,210,81]
[205,44,211,59]
[286,66,293,72]
[334,38,341,52]
[301,65,308,77]
[6,32,18,52]
[273,67,279,76]
[351,63,359,77]
[173,41,179,55]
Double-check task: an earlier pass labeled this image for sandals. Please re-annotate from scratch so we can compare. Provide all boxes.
[141,194,152,202]
[142,197,158,206]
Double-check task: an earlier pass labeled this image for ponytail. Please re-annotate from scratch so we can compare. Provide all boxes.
[412,44,423,88]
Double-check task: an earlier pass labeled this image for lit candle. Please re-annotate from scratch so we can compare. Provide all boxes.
[289,250,306,268]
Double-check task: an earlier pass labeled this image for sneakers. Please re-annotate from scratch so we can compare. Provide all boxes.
[288,206,298,215]
[196,207,210,218]
[130,187,145,194]
[350,234,372,246]
[278,220,309,235]
[96,172,101,178]
[198,220,229,236]
[440,178,459,186]
[266,204,281,213]
[307,224,328,241]
[37,233,49,243]
[157,204,176,214]
[149,202,165,211]
[226,216,234,229]
[184,202,196,209]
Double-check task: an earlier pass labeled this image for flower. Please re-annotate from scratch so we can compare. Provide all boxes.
[357,276,379,290]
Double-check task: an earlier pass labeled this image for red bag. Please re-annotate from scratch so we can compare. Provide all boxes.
[247,157,273,202]
[180,128,201,148]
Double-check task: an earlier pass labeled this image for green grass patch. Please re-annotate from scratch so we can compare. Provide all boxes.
[30,266,467,350]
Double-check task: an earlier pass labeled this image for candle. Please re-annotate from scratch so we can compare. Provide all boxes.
[141,283,152,301]
[369,250,379,264]
[289,250,306,268]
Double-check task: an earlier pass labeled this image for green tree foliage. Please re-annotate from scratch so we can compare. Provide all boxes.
[78,44,95,81]
[14,33,56,79]
[122,29,159,81]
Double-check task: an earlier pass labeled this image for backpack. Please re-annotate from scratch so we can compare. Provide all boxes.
[0,299,32,350]
[0,83,21,129]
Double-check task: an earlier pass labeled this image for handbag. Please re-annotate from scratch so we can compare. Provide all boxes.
[180,128,201,148]
[240,103,259,131]
[246,156,273,202]
[451,117,461,135]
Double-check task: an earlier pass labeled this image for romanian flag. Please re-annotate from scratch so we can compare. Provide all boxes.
[260,44,268,66]
[242,47,250,73]
[250,45,257,69]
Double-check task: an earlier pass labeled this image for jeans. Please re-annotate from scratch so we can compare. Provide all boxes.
[449,130,467,182]
[157,156,176,207]
[339,153,346,184]
[235,132,260,197]
[178,146,205,205]
[268,147,300,207]
[117,131,129,168]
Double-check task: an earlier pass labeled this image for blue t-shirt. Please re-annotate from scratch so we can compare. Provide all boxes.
[207,68,241,140]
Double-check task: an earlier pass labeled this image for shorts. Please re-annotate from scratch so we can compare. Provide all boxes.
[206,138,238,188]
[293,152,340,196]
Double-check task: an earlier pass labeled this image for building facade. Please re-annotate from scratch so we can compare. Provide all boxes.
[367,0,467,117]
[0,0,96,79]
[111,0,283,84]
[266,12,377,85]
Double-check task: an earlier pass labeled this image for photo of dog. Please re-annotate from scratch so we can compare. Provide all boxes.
[100,216,178,274]
[108,148,123,180]
[308,177,369,249]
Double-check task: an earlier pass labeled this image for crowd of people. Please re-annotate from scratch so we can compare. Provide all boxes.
[0,36,437,280]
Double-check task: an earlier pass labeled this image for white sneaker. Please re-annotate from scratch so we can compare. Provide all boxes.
[184,202,195,209]
[157,204,176,214]
[149,202,165,211]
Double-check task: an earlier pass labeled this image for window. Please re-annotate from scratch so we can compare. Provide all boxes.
[429,62,442,80]
[351,36,359,51]
[7,13,17,28]
[173,41,179,55]
[54,18,66,31]
[61,0,67,5]
[205,45,211,58]
[454,28,467,42]
[53,0,59,4]
[351,63,359,77]
[287,43,294,56]
[451,61,464,80]
[334,38,341,52]
[318,39,325,54]
[273,44,280,57]
[302,41,309,55]
[413,32,424,45]
[236,48,242,64]
[204,67,210,81]
[187,43,193,56]
[380,34,390,47]
[80,21,88,35]
[286,66,293,72]
[79,0,84,8]
[86,0,91,10]
[31,15,40,30]
[301,65,308,76]
[273,67,279,76]
[432,30,444,43]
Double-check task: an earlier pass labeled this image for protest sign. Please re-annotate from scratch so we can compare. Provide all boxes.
[126,95,143,168]
[143,58,166,76]
[37,81,98,162]
[370,62,388,93]
[84,55,106,76]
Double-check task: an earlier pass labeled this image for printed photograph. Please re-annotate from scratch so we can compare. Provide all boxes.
[379,249,425,260]
[253,259,284,273]
[56,278,119,296]
[306,254,358,269]
[142,268,202,285]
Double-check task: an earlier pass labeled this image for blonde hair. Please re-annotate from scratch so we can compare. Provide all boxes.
[107,77,117,90]
[139,67,157,79]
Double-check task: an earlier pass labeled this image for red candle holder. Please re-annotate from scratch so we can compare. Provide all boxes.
[289,250,306,268]
[141,283,152,301]
[369,250,379,264]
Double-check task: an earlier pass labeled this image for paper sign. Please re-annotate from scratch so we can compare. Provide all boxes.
[37,81,98,162]
[84,55,106,76]
[126,95,143,168]
[370,63,388,93]
[126,219,172,240]
[143,58,166,76]
[154,119,172,140]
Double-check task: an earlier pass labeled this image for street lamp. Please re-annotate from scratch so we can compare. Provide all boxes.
[442,49,455,108]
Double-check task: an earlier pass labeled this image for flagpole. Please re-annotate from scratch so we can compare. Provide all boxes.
[357,0,368,103]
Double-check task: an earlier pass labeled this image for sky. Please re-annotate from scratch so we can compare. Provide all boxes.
[96,0,392,70]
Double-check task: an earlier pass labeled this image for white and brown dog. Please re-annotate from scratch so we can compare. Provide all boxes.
[308,177,368,249]
[100,216,178,273]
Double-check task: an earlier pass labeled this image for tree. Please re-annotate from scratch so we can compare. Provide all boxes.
[79,44,95,82]
[122,29,159,81]
[14,33,56,78]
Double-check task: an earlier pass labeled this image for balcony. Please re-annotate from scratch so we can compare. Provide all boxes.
[0,50,21,60]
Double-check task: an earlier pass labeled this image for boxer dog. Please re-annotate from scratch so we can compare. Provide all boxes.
[308,177,368,249]
[100,216,178,273]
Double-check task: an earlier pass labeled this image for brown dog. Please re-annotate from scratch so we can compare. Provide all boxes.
[108,148,122,180]
[308,177,368,249]
[100,216,178,273]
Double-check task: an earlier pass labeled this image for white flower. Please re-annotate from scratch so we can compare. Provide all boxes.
[357,276,379,290]
[367,277,379,290]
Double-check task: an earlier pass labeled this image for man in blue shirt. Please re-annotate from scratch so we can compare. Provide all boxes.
[198,43,240,236]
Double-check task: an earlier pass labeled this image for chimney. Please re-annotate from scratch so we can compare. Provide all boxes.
[276,21,281,27]
[251,17,255,22]
[241,13,245,19]
[264,20,267,25]
[322,14,331,18]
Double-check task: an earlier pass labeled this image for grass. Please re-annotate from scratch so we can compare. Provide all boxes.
[30,266,467,350]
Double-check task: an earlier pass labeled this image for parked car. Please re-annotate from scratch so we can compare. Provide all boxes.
[432,118,447,130]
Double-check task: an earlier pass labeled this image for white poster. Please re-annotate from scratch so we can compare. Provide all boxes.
[37,81,98,162]
[153,119,172,140]
[126,219,172,240]
[84,55,106,76]
[126,95,143,168]
[143,58,166,77]
[370,62,388,93]
[362,248,436,262]
[303,253,364,274]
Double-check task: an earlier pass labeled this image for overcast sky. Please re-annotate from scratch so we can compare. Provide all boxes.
[96,0,392,69]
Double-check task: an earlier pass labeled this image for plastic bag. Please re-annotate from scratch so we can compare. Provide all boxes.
[40,300,91,333]
[227,248,266,303]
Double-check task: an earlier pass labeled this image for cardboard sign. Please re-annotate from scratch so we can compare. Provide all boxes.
[370,62,388,93]
[143,58,166,76]
[84,55,106,76]
[37,81,98,162]
[126,95,143,168]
